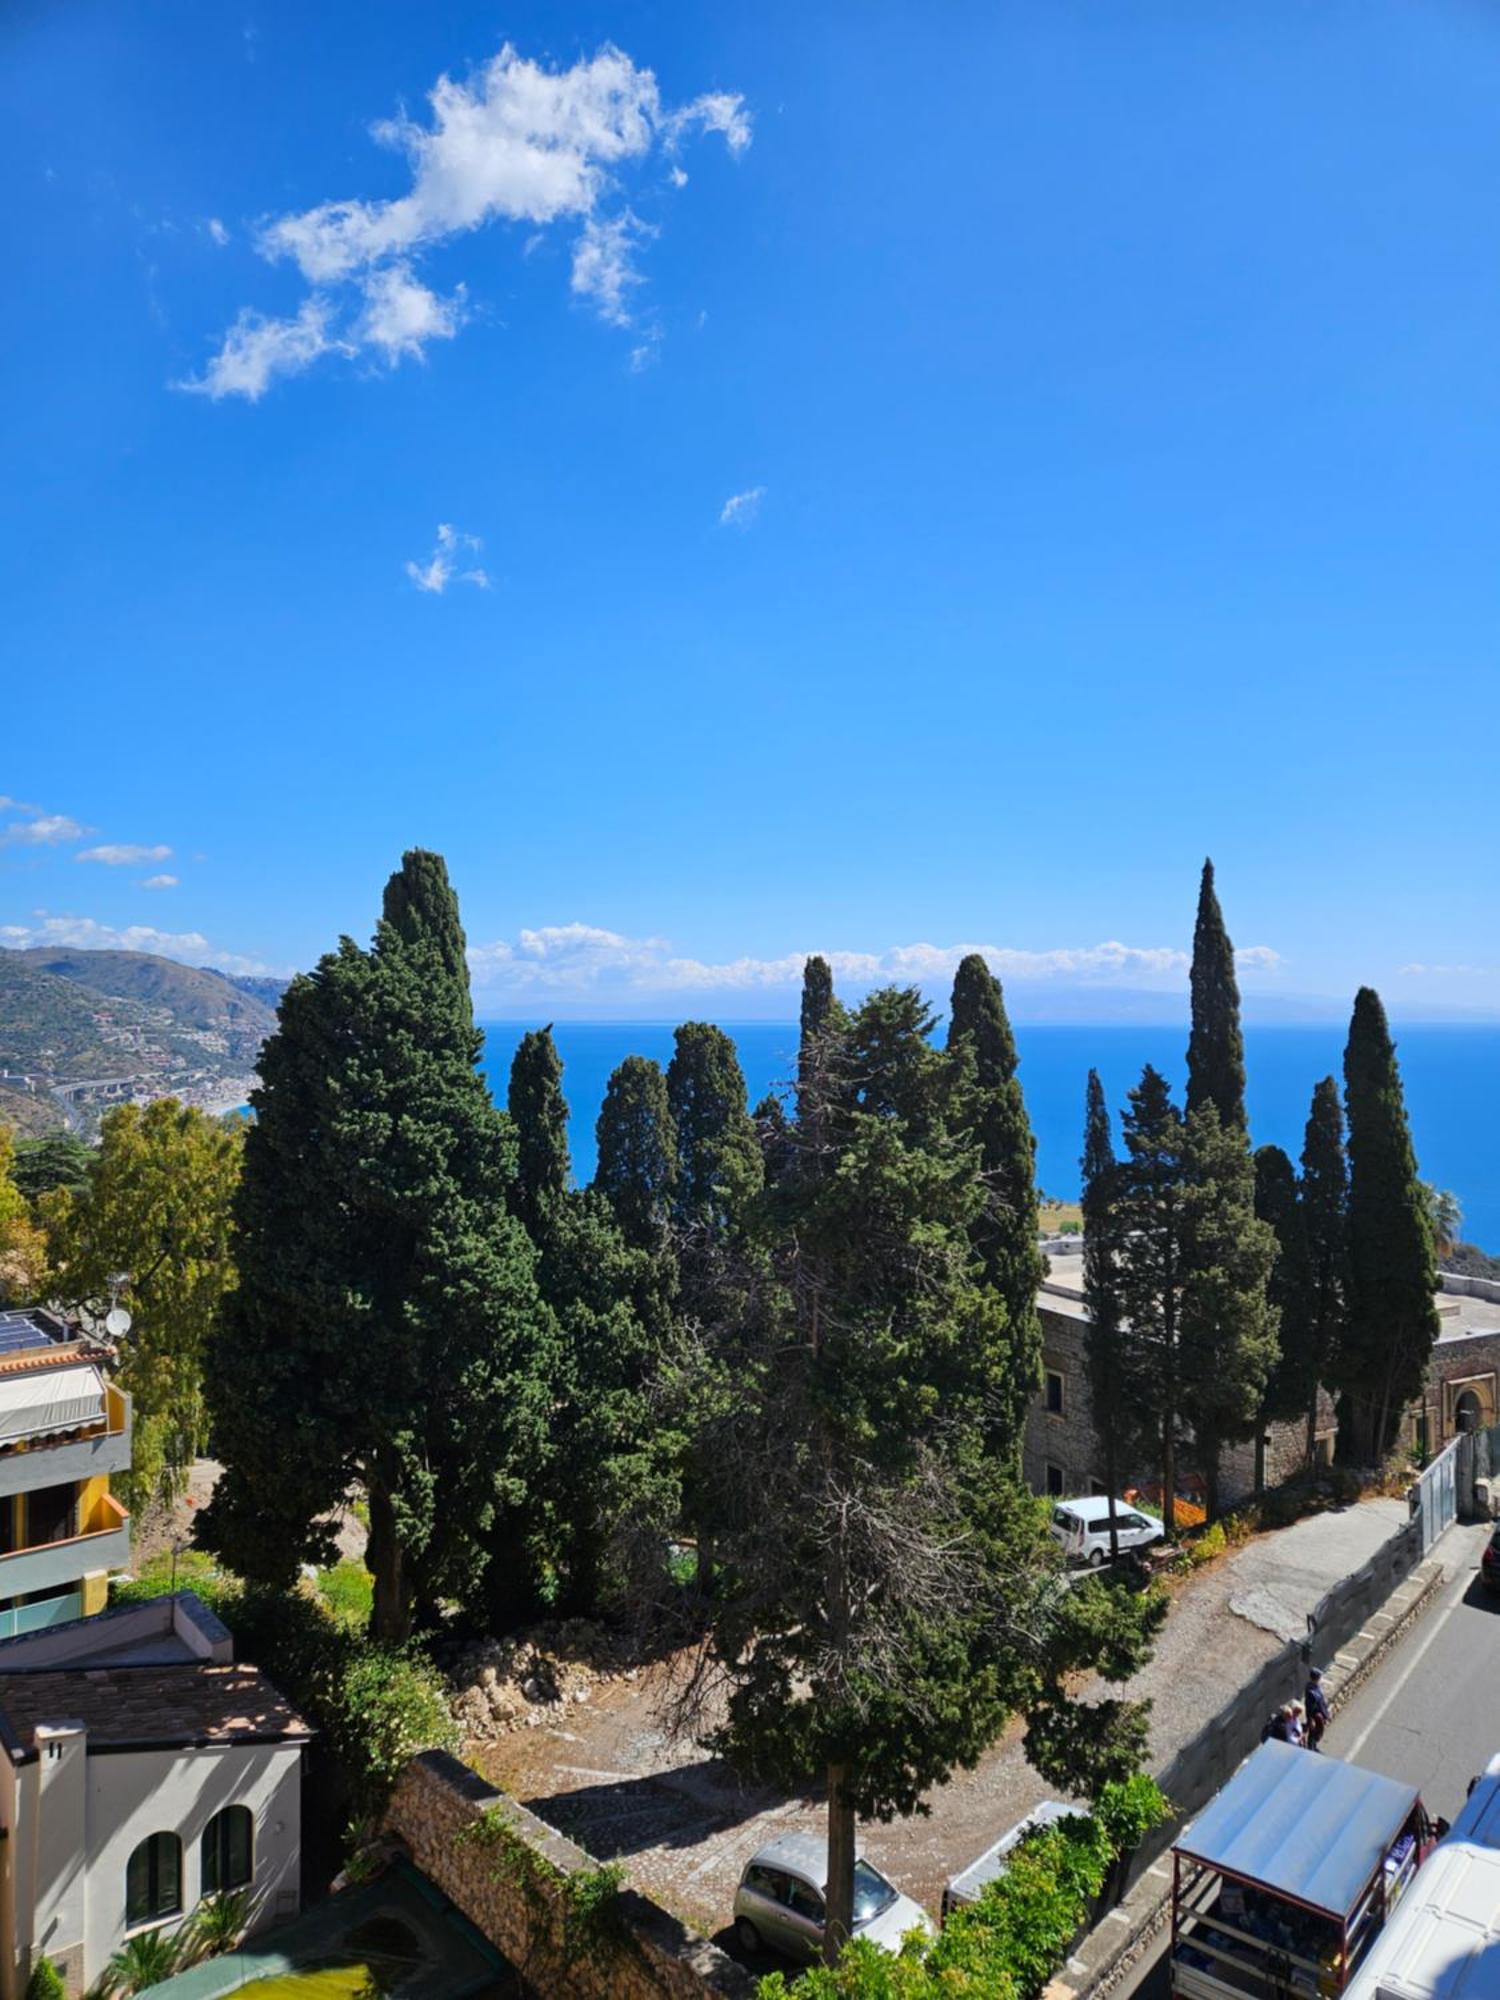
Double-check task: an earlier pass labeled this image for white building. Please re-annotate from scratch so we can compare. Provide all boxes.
[0,1591,311,1996]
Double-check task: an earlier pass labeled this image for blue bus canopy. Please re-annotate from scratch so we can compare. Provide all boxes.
[1175,1741,1420,1919]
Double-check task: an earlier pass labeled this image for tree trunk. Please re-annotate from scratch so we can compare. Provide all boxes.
[824,1763,857,1968]
[696,1533,714,1602]
[1105,1435,1120,1564]
[1253,1423,1266,1497]
[1162,1420,1176,1542]
[367,1477,414,1643]
[1204,1443,1220,1524]
[1306,1389,1319,1475]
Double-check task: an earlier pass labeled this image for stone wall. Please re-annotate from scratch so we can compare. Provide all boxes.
[383,1751,755,2000]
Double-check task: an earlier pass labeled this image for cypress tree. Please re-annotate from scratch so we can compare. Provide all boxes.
[1179,1105,1279,1517]
[594,1056,679,1253]
[1113,1067,1188,1536]
[666,1023,763,1239]
[1185,859,1246,1131]
[1253,1145,1315,1480]
[1300,1076,1348,1466]
[199,851,556,1641]
[947,956,1044,1445]
[796,954,848,1141]
[1081,1070,1130,1559]
[508,1027,571,1239]
[1339,989,1439,1463]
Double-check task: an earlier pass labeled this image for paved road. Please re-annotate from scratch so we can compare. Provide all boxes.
[1117,1519,1500,2000]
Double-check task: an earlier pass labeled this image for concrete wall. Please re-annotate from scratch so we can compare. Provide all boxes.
[9,1737,302,1995]
[385,1751,754,2000]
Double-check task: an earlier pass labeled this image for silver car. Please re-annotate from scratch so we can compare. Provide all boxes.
[732,1832,933,1963]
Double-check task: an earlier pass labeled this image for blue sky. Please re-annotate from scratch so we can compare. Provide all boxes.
[5,0,1500,1020]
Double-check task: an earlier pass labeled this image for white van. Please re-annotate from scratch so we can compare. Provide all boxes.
[943,1801,1076,1921]
[1049,1495,1163,1567]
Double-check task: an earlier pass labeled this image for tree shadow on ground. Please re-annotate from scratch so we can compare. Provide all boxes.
[519,1754,811,1861]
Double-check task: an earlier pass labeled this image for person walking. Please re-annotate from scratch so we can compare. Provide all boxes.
[1305,1668,1330,1752]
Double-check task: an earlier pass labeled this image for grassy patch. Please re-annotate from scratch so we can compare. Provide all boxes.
[317,1559,375,1629]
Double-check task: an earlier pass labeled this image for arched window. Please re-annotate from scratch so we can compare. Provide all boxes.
[202,1805,254,1894]
[1456,1388,1484,1433]
[126,1833,182,1926]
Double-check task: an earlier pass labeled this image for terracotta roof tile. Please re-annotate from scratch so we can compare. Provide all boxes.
[0,1663,312,1753]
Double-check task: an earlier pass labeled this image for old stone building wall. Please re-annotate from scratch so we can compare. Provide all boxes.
[384,1751,754,2000]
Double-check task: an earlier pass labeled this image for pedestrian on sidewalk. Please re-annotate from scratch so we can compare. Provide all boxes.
[1305,1668,1330,1752]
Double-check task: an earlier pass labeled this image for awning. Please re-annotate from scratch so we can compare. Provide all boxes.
[1175,1740,1420,1918]
[0,1365,107,1445]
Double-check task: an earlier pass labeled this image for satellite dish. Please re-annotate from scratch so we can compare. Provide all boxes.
[105,1307,132,1339]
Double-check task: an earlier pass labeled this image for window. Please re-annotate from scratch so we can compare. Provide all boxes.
[126,1833,182,1927]
[23,1483,77,1548]
[1045,1463,1065,1498]
[202,1805,254,1894]
[1045,1370,1065,1416]
[745,1866,792,1904]
[787,1880,825,1924]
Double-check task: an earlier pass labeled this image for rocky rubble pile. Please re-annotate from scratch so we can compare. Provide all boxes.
[440,1619,633,1741]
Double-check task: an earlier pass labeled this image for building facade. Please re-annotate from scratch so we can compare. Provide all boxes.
[0,1312,132,1638]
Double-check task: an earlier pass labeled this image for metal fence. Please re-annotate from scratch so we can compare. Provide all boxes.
[1416,1437,1460,1552]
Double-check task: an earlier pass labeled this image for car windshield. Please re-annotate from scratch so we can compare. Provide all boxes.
[851,1860,898,1926]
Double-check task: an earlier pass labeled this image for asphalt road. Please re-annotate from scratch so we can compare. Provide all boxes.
[1118,1519,1500,2000]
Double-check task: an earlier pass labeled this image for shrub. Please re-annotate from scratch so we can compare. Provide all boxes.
[1186,1522,1227,1568]
[185,1888,252,1957]
[317,1559,375,1630]
[25,1958,66,2000]
[107,1927,183,1994]
[317,1643,459,1813]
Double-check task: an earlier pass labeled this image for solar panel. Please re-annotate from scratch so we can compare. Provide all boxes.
[0,1311,70,1356]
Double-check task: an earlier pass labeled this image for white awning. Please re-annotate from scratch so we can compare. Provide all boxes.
[0,1365,107,1445]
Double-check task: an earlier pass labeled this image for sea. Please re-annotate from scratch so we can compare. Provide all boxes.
[476,1022,1500,1254]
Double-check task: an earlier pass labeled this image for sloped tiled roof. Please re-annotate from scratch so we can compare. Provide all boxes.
[0,1662,313,1758]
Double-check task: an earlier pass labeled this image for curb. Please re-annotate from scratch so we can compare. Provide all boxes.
[1048,1552,1448,2000]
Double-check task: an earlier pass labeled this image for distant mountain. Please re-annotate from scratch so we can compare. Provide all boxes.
[211,971,287,1011]
[0,947,277,1137]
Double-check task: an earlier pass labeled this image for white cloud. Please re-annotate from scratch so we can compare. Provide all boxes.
[1399,962,1494,978]
[464,924,1282,1001]
[0,813,87,847]
[0,912,275,976]
[185,40,750,397]
[178,298,346,402]
[571,212,651,325]
[76,843,173,866]
[139,875,179,890]
[405,522,489,595]
[206,217,230,246]
[719,485,764,528]
[355,263,465,364]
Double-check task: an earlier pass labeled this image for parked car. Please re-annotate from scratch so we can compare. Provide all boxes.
[732,1833,933,1963]
[942,1800,1076,1922]
[1049,1495,1164,1567]
[1480,1525,1500,1594]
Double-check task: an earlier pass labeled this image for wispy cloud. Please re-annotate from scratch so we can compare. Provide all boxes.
[0,912,276,977]
[719,485,765,529]
[139,874,179,891]
[405,522,489,595]
[76,843,173,867]
[0,812,88,847]
[181,41,750,399]
[206,217,230,247]
[465,923,1282,1001]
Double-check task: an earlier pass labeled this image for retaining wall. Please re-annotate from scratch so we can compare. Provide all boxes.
[384,1751,755,2000]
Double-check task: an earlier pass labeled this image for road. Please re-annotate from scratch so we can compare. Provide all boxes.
[1116,1519,1500,2000]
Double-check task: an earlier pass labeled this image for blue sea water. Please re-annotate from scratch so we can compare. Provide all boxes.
[477,1021,1500,1252]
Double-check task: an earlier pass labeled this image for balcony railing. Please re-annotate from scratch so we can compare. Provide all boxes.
[0,1493,131,1601]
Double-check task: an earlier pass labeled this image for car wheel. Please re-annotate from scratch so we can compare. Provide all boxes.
[736,1917,762,1957]
[1088,1547,1106,1567]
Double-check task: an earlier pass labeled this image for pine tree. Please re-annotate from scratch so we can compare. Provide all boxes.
[1339,989,1439,1463]
[1081,1072,1131,1560]
[199,851,557,1642]
[1253,1144,1316,1481]
[1185,859,1246,1131]
[1299,1076,1347,1464]
[1178,1105,1279,1515]
[508,1027,571,1239]
[947,956,1044,1445]
[594,1056,679,1253]
[1113,1067,1188,1536]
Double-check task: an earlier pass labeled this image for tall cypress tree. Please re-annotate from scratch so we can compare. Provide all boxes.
[1253,1144,1315,1482]
[508,1026,571,1240]
[1185,859,1247,1131]
[666,1023,763,1241]
[1113,1066,1188,1536]
[947,956,1044,1445]
[199,851,556,1641]
[1299,1076,1347,1465]
[594,1056,679,1253]
[1081,1070,1130,1559]
[797,954,848,1140]
[1339,989,1439,1463]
